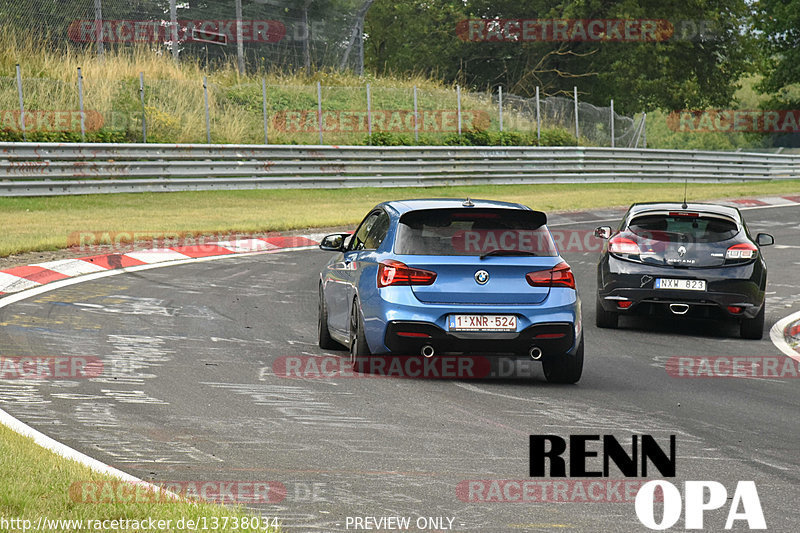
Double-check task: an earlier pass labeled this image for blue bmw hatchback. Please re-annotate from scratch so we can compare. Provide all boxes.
[318,199,583,383]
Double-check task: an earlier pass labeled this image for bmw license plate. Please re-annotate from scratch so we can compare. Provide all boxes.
[655,278,706,291]
[448,315,517,331]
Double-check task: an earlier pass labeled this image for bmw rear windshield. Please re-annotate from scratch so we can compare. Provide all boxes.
[626,211,740,243]
[394,208,557,256]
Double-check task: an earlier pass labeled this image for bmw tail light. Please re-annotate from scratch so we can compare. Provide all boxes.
[377,260,437,288]
[608,235,640,255]
[725,242,758,261]
[526,261,576,289]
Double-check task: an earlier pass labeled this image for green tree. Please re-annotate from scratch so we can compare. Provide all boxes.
[365,0,755,114]
[753,0,800,109]
[364,1,468,80]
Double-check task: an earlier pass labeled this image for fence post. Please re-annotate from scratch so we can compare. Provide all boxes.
[203,76,211,143]
[94,0,104,60]
[15,64,26,142]
[262,79,268,144]
[498,86,503,132]
[366,83,372,144]
[643,112,647,149]
[317,81,323,144]
[573,86,579,144]
[535,86,541,144]
[633,113,644,148]
[169,0,179,62]
[413,85,419,144]
[610,99,614,148]
[139,72,146,143]
[457,84,462,136]
[235,0,245,75]
[78,67,86,141]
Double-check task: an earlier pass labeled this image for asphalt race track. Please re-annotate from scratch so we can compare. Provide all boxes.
[1,205,799,532]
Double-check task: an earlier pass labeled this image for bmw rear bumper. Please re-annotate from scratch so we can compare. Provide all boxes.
[384,321,576,357]
[361,286,581,355]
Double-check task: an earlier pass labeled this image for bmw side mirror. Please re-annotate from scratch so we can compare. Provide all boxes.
[756,233,774,247]
[319,233,349,251]
[594,226,612,239]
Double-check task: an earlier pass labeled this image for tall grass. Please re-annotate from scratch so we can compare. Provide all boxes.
[0,424,277,533]
[0,33,576,145]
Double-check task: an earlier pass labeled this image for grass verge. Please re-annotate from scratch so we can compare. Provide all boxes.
[0,423,277,532]
[1,181,799,258]
[1,32,577,146]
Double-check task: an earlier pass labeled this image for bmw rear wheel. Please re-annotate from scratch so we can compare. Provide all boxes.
[349,299,371,372]
[542,334,584,384]
[318,284,341,350]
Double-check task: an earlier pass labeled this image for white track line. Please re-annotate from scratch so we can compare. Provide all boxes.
[0,245,314,490]
[770,311,800,363]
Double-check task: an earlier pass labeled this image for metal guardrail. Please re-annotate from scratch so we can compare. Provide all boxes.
[1,143,799,196]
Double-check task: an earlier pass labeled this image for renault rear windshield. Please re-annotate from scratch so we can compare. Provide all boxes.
[395,208,557,256]
[627,212,739,243]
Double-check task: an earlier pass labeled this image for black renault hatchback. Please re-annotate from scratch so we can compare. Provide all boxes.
[594,202,774,339]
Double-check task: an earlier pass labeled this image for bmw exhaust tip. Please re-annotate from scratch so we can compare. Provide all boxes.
[529,346,543,360]
[669,303,690,315]
[421,345,435,358]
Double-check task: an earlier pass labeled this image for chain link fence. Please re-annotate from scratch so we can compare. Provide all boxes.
[1,70,642,146]
[0,1,644,146]
[2,0,373,74]
[501,93,643,148]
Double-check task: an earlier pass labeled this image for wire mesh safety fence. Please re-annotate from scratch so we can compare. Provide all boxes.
[0,69,643,146]
[2,0,373,74]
